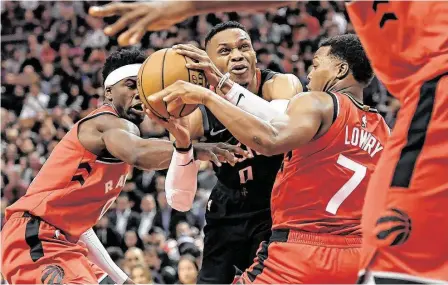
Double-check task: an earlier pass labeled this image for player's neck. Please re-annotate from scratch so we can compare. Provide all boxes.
[329,83,364,103]
[246,70,260,94]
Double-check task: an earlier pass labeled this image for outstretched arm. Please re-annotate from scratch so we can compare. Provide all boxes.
[102,128,177,171]
[80,228,133,285]
[162,82,330,156]
[89,1,289,46]
[202,92,324,156]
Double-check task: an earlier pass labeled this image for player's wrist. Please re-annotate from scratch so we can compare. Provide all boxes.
[174,140,192,152]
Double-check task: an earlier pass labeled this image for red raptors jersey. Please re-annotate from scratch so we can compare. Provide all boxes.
[346,1,448,101]
[5,105,131,239]
[271,92,389,235]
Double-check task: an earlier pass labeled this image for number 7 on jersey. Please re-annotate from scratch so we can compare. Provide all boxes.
[326,154,367,215]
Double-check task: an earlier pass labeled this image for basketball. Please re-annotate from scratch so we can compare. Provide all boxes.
[137,48,207,119]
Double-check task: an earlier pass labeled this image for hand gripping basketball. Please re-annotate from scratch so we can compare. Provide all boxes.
[172,44,224,87]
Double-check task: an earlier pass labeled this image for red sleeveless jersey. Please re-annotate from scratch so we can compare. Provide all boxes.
[5,105,131,239]
[271,93,389,235]
[346,1,448,101]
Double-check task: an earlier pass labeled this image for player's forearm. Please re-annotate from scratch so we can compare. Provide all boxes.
[204,94,280,156]
[190,1,289,15]
[80,229,129,285]
[165,148,200,212]
[219,82,289,121]
[134,139,176,171]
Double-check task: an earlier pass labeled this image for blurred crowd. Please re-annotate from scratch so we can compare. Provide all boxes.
[1,1,399,284]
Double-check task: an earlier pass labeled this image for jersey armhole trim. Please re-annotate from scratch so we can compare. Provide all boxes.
[77,111,123,162]
[326,91,339,123]
[199,105,210,135]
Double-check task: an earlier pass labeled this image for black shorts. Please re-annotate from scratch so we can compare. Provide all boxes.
[198,207,272,284]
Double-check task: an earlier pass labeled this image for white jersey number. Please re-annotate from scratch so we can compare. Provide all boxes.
[326,154,367,215]
[239,166,254,184]
[98,197,117,221]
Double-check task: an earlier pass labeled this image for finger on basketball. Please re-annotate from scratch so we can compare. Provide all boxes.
[145,108,166,124]
[163,92,181,104]
[185,62,206,70]
[173,44,201,53]
[166,98,184,114]
[174,49,202,62]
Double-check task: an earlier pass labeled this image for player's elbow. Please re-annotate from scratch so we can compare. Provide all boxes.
[251,131,279,157]
[258,143,279,157]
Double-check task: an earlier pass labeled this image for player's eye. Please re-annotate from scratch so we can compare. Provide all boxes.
[241,44,250,50]
[219,48,230,55]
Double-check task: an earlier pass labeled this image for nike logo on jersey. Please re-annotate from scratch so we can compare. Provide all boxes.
[236,93,245,106]
[210,128,227,136]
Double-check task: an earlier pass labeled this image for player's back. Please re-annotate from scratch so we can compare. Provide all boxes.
[347,1,448,100]
[5,105,130,239]
[272,92,389,235]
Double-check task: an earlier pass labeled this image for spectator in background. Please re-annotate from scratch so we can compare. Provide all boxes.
[138,194,157,239]
[109,193,141,237]
[124,247,146,276]
[131,263,154,285]
[94,215,122,248]
[122,230,145,252]
[177,255,199,285]
[144,244,167,284]
[175,222,192,239]
[19,82,49,120]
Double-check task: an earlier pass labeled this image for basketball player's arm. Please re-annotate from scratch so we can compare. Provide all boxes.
[80,228,133,284]
[102,128,179,170]
[203,92,326,156]
[89,1,289,46]
[211,74,302,122]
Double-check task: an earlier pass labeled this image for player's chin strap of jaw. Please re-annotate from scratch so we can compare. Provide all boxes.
[165,142,201,212]
[80,228,128,284]
[218,73,289,121]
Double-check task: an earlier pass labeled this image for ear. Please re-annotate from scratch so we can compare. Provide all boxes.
[337,62,349,80]
[104,87,113,101]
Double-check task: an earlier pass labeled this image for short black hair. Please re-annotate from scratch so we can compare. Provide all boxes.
[319,34,374,86]
[102,48,146,85]
[204,21,249,48]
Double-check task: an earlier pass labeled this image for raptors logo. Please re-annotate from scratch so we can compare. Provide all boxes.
[375,208,412,246]
[41,265,65,285]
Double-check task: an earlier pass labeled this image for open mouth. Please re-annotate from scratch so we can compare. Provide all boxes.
[230,64,248,75]
[130,103,144,116]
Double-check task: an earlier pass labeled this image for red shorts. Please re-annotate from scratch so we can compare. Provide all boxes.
[238,229,362,284]
[0,212,104,284]
[358,74,448,283]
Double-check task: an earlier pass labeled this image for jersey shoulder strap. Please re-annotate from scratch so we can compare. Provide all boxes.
[258,69,278,95]
[201,69,278,137]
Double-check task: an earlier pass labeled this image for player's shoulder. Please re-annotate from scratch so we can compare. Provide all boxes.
[290,91,334,110]
[84,113,141,137]
[262,72,302,100]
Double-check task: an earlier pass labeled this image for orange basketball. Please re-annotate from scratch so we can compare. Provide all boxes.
[137,48,207,119]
